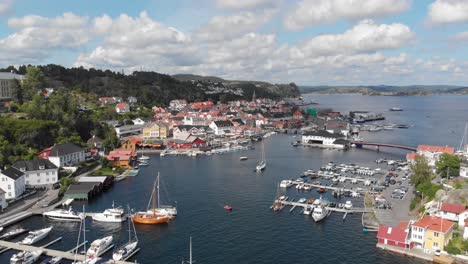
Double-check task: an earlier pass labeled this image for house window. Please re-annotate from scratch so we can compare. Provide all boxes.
[46,178,49,182]
[37,179,40,183]
[46,172,49,176]
[39,166,45,170]
[418,235,422,240]
[8,192,11,197]
[433,242,439,247]
[434,232,439,237]
[8,185,11,190]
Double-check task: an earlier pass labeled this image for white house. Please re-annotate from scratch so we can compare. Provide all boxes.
[0,188,8,210]
[183,116,206,126]
[460,165,468,178]
[302,130,350,149]
[13,159,59,187]
[173,125,210,140]
[464,219,468,239]
[209,120,234,136]
[169,99,188,110]
[438,202,467,222]
[410,221,426,248]
[39,142,86,168]
[132,118,146,125]
[0,167,26,200]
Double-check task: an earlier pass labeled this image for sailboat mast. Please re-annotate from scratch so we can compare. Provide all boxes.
[83,205,87,262]
[189,237,193,264]
[157,172,160,208]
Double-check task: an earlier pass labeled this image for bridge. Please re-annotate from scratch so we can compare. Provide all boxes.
[351,141,417,152]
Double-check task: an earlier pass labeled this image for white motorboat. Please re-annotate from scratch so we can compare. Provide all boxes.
[344,201,353,210]
[92,203,126,223]
[138,150,150,161]
[10,250,42,264]
[20,227,53,245]
[389,107,403,111]
[43,208,84,222]
[312,204,328,222]
[279,180,292,188]
[112,216,139,261]
[114,174,127,182]
[239,156,248,161]
[138,161,149,166]
[0,227,29,240]
[303,205,313,215]
[298,198,307,203]
[87,235,113,259]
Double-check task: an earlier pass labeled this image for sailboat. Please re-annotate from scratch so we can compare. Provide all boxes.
[138,147,150,161]
[147,172,177,219]
[256,141,266,172]
[113,212,139,261]
[131,175,171,225]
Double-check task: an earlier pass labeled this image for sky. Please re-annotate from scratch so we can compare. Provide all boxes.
[1,0,468,86]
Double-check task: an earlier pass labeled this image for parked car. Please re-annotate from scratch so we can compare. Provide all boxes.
[435,249,441,256]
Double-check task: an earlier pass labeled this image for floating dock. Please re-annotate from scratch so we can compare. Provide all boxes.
[0,240,134,264]
[273,200,373,214]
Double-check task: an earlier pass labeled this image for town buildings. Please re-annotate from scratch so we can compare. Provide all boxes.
[12,159,59,187]
[407,145,455,166]
[0,72,25,100]
[0,167,26,199]
[38,142,86,168]
[411,216,454,251]
[209,120,234,136]
[115,102,130,114]
[142,122,169,139]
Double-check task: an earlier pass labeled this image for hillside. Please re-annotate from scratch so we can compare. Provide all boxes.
[299,85,462,95]
[30,65,299,106]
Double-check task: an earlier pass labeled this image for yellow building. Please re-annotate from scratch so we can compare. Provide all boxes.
[142,122,169,139]
[411,216,454,251]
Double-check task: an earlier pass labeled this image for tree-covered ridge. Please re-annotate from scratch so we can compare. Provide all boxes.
[1,64,300,106]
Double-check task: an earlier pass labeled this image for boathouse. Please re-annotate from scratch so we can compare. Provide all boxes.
[64,182,101,200]
[377,222,414,249]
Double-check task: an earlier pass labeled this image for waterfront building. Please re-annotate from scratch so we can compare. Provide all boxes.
[173,125,210,140]
[106,149,137,168]
[209,120,234,136]
[121,137,142,151]
[12,159,58,187]
[302,130,350,149]
[377,222,414,249]
[38,142,86,168]
[0,167,26,199]
[115,102,130,114]
[0,72,25,100]
[0,188,8,209]
[142,121,169,139]
[169,137,206,149]
[411,216,454,251]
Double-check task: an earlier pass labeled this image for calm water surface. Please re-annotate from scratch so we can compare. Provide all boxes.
[2,94,468,264]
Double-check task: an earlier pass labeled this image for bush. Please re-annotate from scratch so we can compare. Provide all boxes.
[416,181,443,200]
[445,244,461,255]
[410,197,421,210]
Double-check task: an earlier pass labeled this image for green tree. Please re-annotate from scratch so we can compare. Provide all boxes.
[436,153,460,178]
[22,66,45,99]
[410,155,433,187]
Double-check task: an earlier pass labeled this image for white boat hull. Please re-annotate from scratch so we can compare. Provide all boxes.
[92,213,126,223]
[21,227,52,245]
[112,241,138,261]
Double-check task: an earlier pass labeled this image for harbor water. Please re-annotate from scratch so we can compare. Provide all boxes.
[2,94,468,263]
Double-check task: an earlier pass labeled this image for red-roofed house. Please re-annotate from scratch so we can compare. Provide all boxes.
[464,219,468,239]
[439,202,466,222]
[292,110,304,120]
[106,149,136,168]
[377,223,413,249]
[416,144,455,166]
[410,216,454,250]
[115,102,130,114]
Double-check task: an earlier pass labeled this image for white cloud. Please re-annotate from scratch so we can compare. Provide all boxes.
[0,0,14,15]
[0,12,92,65]
[216,0,277,10]
[284,0,410,30]
[427,0,468,25]
[451,31,468,41]
[195,10,275,42]
[290,20,413,59]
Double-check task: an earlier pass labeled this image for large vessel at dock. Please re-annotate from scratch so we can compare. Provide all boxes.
[92,203,126,223]
[10,250,42,264]
[43,208,84,222]
[131,173,171,225]
[20,226,53,245]
[87,235,113,259]
[312,204,328,222]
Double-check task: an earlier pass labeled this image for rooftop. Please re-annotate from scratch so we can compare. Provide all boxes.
[48,142,84,157]
[417,145,455,154]
[13,159,57,171]
[412,216,454,233]
[0,167,24,180]
[441,202,466,214]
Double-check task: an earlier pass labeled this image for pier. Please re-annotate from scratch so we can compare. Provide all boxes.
[275,200,372,214]
[0,240,134,264]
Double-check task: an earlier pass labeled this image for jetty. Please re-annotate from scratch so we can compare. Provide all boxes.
[0,240,134,264]
[274,200,372,214]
